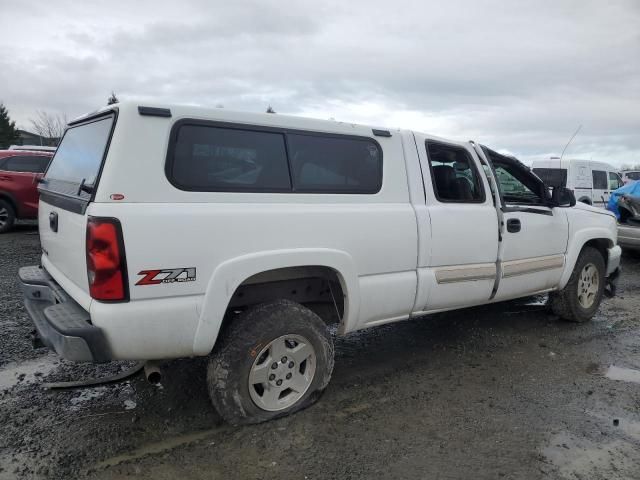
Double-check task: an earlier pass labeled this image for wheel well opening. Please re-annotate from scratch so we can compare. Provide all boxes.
[0,194,17,214]
[223,266,346,329]
[578,197,592,205]
[583,238,610,267]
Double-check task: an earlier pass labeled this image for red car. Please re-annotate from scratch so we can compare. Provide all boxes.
[0,149,53,233]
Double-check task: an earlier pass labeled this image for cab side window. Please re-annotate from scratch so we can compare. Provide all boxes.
[494,166,543,202]
[609,172,623,190]
[426,142,484,203]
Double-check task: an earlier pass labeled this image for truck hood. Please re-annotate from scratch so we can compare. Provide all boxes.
[573,201,616,218]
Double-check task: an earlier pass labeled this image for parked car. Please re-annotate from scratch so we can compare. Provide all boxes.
[620,170,640,184]
[606,181,640,250]
[20,102,621,425]
[531,158,623,207]
[0,149,53,233]
[9,145,57,153]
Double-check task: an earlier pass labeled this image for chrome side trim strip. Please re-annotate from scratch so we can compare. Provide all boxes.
[502,254,565,278]
[435,264,497,284]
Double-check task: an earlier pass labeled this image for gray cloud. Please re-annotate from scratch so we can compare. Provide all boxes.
[1,0,638,164]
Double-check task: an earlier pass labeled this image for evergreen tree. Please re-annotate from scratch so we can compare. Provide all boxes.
[0,103,20,148]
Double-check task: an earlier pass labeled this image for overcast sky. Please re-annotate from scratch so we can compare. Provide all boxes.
[1,0,638,165]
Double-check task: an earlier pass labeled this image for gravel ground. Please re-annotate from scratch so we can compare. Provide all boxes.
[1,225,639,479]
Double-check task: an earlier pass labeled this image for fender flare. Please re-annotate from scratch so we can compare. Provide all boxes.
[192,248,360,356]
[558,228,615,289]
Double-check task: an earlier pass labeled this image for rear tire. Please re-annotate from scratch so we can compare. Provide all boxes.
[207,300,334,425]
[549,246,605,322]
[0,199,16,234]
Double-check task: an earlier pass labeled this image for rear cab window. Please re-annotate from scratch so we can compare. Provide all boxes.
[41,113,115,210]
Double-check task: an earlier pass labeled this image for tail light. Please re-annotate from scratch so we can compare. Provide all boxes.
[86,217,129,301]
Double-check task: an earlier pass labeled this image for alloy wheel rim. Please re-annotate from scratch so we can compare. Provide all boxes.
[577,263,599,309]
[248,334,317,412]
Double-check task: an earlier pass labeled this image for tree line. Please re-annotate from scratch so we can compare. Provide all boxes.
[0,102,67,148]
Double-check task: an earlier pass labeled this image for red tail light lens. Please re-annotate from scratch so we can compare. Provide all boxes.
[86,217,128,301]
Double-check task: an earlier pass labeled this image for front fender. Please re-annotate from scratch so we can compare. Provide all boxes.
[559,227,615,289]
[192,248,360,356]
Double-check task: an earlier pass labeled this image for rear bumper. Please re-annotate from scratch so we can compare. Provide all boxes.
[19,265,111,362]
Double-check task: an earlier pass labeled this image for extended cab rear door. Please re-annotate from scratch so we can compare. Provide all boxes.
[38,112,116,309]
[412,134,499,311]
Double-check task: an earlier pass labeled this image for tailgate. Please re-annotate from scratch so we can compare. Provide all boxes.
[38,113,116,303]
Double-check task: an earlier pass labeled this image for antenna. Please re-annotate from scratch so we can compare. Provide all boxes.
[560,124,582,160]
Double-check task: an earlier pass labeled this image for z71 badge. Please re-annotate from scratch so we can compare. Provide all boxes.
[136,268,196,286]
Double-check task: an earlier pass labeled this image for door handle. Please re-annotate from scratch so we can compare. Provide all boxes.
[506,218,521,233]
[0,175,12,181]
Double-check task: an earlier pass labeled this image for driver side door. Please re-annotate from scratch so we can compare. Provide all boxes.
[479,149,569,301]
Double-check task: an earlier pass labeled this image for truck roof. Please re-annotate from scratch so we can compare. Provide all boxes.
[69,100,466,148]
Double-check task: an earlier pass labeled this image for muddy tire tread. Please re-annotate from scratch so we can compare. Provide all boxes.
[550,246,605,323]
[207,299,334,425]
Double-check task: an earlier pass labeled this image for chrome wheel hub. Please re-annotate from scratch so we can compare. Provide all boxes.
[0,207,7,227]
[577,263,599,309]
[248,334,316,412]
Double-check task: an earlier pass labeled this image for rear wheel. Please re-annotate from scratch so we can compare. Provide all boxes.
[0,200,16,234]
[549,246,605,322]
[207,300,334,425]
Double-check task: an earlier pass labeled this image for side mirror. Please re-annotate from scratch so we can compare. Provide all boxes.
[550,186,576,208]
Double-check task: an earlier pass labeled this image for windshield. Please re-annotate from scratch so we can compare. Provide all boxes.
[532,168,567,188]
[43,114,114,198]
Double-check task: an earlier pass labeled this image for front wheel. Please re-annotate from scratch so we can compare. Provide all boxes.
[207,300,334,425]
[549,246,606,322]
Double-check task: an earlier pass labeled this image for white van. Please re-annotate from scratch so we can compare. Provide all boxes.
[531,159,623,207]
[620,170,640,184]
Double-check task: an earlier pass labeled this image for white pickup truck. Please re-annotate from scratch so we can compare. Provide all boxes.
[20,102,621,424]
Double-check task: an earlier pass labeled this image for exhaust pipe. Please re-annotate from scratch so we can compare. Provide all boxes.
[144,361,162,384]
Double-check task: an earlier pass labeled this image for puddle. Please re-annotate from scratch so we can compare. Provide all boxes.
[542,432,636,479]
[586,409,640,441]
[605,365,640,384]
[0,355,59,390]
[94,428,221,469]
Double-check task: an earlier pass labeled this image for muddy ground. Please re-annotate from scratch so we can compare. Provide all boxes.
[1,224,639,480]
